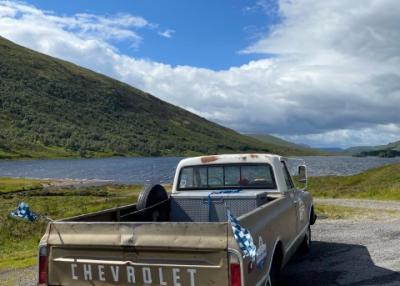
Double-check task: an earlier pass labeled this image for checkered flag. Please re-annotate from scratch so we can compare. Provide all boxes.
[227,210,257,260]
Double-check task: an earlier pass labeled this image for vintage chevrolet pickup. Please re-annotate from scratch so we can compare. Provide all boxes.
[38,154,316,286]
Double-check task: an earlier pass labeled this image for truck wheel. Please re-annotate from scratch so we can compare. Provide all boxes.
[269,257,281,285]
[299,225,311,253]
[137,184,169,221]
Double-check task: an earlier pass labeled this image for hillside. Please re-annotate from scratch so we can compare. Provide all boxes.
[0,36,312,159]
[248,134,325,156]
[347,141,400,157]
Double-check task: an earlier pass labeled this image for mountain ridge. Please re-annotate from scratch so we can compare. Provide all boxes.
[247,134,327,156]
[349,140,400,157]
[0,36,321,159]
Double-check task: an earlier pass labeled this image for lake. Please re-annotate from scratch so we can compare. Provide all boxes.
[0,156,399,184]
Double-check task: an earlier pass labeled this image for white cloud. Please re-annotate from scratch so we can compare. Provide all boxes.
[158,29,175,38]
[0,0,154,47]
[281,124,400,149]
[0,4,15,16]
[0,0,399,148]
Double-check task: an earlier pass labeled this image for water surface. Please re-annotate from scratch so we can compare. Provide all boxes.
[0,156,398,184]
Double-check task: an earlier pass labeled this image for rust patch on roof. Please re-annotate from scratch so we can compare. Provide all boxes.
[201,155,219,164]
[250,154,258,158]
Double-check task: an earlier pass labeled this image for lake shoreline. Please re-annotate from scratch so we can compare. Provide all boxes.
[0,156,400,184]
[1,163,399,272]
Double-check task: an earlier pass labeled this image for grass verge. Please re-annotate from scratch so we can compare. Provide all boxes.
[0,177,45,194]
[308,163,400,200]
[0,182,142,271]
[315,203,400,220]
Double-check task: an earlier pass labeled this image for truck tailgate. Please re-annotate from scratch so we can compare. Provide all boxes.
[44,222,229,286]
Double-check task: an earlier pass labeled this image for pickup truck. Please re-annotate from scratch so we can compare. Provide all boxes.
[38,154,316,286]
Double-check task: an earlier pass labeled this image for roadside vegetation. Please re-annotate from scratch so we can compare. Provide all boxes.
[315,204,400,220]
[0,181,141,271]
[308,163,400,200]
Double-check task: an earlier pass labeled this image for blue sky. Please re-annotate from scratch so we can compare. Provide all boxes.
[26,0,279,70]
[0,0,399,148]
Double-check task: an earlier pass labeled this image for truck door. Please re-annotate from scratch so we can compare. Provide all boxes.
[280,161,304,235]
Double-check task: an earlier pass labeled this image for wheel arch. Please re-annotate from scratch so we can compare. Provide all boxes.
[270,239,284,272]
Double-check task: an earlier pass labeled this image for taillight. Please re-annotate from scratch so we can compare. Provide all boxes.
[229,253,242,286]
[38,245,48,285]
[230,263,242,286]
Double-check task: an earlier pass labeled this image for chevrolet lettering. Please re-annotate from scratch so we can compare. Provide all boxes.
[67,263,197,285]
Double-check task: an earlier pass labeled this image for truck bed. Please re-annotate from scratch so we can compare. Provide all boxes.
[64,193,276,223]
[41,195,296,286]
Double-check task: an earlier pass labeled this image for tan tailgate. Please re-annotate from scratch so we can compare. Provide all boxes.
[45,222,229,286]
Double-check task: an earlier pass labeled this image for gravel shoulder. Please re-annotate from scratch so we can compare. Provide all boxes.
[282,218,400,285]
[0,266,36,286]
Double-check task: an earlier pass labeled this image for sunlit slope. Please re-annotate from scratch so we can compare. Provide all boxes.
[0,36,308,159]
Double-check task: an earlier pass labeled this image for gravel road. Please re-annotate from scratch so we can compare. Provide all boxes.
[2,208,400,285]
[0,266,36,286]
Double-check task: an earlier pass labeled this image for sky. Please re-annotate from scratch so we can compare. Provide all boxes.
[0,0,399,148]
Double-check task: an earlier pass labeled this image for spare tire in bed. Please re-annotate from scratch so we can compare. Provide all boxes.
[137,184,169,221]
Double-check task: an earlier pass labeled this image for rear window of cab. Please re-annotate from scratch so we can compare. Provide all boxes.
[178,164,276,190]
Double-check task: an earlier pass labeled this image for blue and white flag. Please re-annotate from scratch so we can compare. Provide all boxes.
[10,202,38,222]
[227,210,257,260]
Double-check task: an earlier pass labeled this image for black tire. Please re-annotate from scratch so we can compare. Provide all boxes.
[299,225,311,253]
[270,253,282,285]
[137,184,169,221]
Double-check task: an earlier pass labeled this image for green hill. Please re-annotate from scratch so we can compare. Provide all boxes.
[0,36,313,159]
[347,141,400,157]
[248,134,325,156]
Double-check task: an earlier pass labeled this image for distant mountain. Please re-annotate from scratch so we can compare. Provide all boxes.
[345,146,377,154]
[384,140,400,150]
[0,36,314,159]
[316,147,344,153]
[346,141,400,157]
[247,134,326,156]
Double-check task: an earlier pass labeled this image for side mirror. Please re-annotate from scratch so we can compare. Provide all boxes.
[298,165,307,184]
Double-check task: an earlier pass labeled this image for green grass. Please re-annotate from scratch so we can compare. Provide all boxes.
[308,163,400,200]
[315,203,400,219]
[0,177,45,194]
[0,182,142,271]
